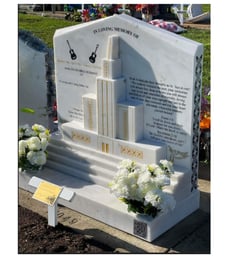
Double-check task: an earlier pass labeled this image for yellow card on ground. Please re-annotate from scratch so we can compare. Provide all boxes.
[33,181,63,206]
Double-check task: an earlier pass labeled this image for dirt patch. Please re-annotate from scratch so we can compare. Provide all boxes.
[18,205,114,254]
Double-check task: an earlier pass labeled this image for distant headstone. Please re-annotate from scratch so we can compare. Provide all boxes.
[20,14,203,242]
[18,31,55,130]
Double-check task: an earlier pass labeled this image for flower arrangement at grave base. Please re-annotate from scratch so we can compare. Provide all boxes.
[18,124,50,172]
[108,159,176,218]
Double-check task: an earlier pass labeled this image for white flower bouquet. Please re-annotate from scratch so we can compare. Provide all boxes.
[18,124,50,172]
[109,159,176,218]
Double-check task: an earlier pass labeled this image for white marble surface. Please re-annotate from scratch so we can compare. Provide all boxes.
[47,14,204,240]
[19,164,199,242]
[54,14,203,170]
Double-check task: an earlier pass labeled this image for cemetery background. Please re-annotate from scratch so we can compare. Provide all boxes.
[18,4,210,254]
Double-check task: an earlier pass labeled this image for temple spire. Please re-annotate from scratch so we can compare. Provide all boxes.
[106,35,119,60]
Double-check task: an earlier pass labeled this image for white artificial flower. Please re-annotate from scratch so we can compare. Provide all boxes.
[137,170,151,184]
[27,150,46,166]
[129,183,142,200]
[19,124,34,137]
[18,123,50,171]
[153,166,163,176]
[109,169,127,187]
[109,181,129,198]
[32,124,46,132]
[127,170,139,183]
[147,163,159,174]
[27,136,41,151]
[39,131,50,140]
[26,150,35,165]
[114,168,129,182]
[153,174,170,187]
[35,151,47,166]
[160,160,174,173]
[19,140,27,156]
[18,130,24,140]
[144,189,162,208]
[109,159,176,216]
[40,137,48,151]
[118,159,136,171]
[19,124,30,131]
[138,182,155,198]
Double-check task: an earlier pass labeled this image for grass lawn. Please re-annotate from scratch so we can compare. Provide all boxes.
[18,13,79,48]
[183,28,210,88]
[18,12,210,88]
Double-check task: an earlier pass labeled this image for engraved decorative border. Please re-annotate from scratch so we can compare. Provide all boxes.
[191,54,203,191]
[120,145,143,159]
[71,131,91,144]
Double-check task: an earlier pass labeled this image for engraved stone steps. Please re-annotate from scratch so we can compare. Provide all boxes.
[163,181,192,202]
[49,132,122,167]
[47,143,119,173]
[170,168,191,186]
[47,151,116,180]
[46,159,110,187]
[47,132,191,197]
[47,149,191,197]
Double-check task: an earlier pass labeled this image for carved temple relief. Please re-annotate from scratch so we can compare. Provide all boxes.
[62,34,164,163]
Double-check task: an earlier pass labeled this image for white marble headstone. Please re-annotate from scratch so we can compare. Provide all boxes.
[18,13,204,242]
[54,14,203,178]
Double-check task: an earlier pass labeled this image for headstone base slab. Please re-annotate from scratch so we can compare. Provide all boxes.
[19,166,199,242]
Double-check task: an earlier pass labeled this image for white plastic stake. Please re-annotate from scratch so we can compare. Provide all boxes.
[48,201,58,227]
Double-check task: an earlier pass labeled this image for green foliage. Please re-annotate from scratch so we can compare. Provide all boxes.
[182,28,211,88]
[18,13,79,48]
[202,4,210,13]
[123,198,159,218]
[20,107,35,114]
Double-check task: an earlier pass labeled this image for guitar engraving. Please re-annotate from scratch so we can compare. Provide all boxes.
[89,44,99,63]
[66,40,77,60]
